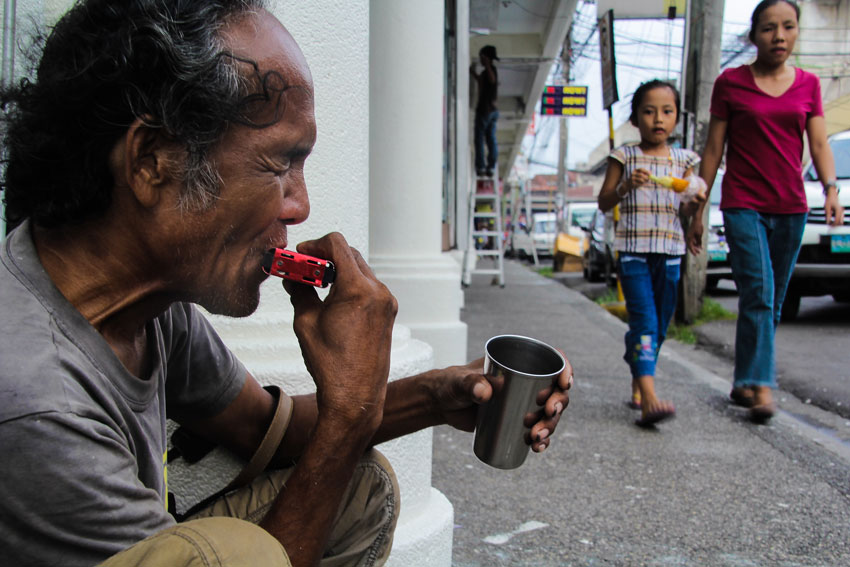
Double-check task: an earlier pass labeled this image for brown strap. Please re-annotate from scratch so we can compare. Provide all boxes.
[224,385,293,492]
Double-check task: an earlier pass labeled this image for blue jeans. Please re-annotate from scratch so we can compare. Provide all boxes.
[723,209,807,388]
[474,109,499,172]
[618,254,681,378]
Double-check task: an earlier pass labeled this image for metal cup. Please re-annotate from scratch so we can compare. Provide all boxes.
[473,335,566,469]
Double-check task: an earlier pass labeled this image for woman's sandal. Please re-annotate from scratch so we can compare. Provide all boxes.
[729,387,755,408]
[748,386,776,424]
[749,403,776,424]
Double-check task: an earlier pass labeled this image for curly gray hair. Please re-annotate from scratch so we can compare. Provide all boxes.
[0,0,299,229]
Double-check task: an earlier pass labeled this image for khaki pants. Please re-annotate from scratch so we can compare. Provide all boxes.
[100,449,400,567]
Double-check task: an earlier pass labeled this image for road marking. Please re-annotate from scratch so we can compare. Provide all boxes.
[482,520,549,545]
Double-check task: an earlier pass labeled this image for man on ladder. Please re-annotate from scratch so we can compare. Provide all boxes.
[470,45,499,178]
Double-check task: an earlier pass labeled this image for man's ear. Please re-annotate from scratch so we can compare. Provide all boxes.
[114,118,177,209]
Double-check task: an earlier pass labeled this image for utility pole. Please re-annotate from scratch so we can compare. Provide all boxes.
[678,0,724,324]
[557,30,571,209]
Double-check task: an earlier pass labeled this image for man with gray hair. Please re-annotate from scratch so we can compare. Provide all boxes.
[0,2,573,566]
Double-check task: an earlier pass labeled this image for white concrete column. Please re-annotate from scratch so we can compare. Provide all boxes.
[369,0,468,370]
[455,0,473,256]
[367,3,460,566]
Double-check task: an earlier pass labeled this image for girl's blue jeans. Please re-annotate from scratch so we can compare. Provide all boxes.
[722,209,807,389]
[618,253,681,378]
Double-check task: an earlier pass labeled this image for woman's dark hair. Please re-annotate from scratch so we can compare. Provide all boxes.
[0,0,295,229]
[629,79,681,126]
[748,0,800,43]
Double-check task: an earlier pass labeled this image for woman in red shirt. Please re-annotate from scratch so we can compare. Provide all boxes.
[688,0,843,423]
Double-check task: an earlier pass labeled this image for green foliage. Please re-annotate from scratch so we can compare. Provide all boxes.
[667,298,736,345]
[666,323,697,344]
[536,266,554,278]
[592,292,735,345]
[594,287,619,305]
[695,297,737,324]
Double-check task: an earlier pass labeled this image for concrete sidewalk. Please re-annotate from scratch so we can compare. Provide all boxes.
[432,259,850,567]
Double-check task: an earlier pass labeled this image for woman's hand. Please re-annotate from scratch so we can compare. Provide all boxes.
[824,189,845,227]
[687,217,705,256]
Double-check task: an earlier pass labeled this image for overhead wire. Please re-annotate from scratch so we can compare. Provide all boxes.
[527,0,848,170]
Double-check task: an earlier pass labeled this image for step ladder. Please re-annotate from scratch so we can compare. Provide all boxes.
[462,177,505,287]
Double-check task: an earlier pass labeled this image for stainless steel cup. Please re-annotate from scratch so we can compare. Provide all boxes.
[473,335,566,469]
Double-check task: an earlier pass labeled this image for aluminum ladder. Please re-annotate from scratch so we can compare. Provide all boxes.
[462,177,505,287]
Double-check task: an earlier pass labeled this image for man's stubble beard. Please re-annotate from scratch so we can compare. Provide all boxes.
[200,286,262,318]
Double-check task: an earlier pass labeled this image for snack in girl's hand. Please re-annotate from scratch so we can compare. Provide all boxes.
[649,174,690,192]
[650,173,706,203]
[681,174,707,203]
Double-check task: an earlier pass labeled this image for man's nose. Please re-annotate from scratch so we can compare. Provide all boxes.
[281,177,310,225]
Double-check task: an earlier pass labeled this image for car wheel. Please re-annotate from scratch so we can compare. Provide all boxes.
[781,288,801,322]
[604,254,617,287]
[587,259,601,282]
[833,292,850,303]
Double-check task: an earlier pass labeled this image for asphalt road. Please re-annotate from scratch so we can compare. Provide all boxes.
[698,280,850,421]
[555,271,850,422]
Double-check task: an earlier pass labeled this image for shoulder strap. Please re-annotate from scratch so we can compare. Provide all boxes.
[173,384,294,521]
[223,384,294,492]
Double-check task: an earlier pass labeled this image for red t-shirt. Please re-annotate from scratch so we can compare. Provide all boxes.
[710,65,823,214]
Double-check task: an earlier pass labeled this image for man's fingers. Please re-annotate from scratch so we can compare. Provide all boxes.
[296,233,383,287]
[295,233,364,285]
[526,410,561,447]
[349,246,378,280]
[555,351,573,391]
[463,373,492,405]
[282,279,322,317]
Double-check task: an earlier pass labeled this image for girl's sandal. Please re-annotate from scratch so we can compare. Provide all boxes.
[628,386,641,410]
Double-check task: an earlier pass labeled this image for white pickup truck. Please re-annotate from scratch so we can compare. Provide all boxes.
[782,130,850,320]
[509,212,558,259]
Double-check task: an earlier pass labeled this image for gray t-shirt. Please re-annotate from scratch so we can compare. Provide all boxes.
[0,221,247,566]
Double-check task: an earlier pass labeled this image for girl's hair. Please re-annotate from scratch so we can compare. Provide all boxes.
[748,0,800,42]
[629,80,681,126]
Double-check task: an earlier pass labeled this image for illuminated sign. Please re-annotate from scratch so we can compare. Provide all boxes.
[540,86,588,116]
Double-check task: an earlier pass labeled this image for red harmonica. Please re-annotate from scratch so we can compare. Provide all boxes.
[261,248,336,288]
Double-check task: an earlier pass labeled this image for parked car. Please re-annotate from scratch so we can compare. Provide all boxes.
[559,201,597,239]
[782,130,850,320]
[705,170,734,290]
[510,211,558,259]
[582,208,615,284]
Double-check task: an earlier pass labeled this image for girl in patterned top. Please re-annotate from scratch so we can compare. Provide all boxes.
[598,80,705,427]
